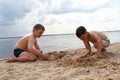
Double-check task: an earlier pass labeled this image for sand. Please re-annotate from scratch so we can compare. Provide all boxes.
[0,43,120,80]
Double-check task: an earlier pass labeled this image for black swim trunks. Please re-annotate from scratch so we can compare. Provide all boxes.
[14,48,26,57]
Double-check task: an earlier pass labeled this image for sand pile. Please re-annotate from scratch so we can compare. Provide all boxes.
[46,49,115,67]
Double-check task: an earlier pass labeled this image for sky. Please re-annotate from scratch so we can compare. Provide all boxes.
[0,0,120,37]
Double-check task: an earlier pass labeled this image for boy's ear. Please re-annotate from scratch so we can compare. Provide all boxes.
[85,32,88,34]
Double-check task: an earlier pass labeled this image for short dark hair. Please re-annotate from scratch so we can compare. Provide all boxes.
[33,24,45,30]
[76,26,87,37]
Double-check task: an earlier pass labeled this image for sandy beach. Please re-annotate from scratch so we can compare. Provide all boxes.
[0,43,120,80]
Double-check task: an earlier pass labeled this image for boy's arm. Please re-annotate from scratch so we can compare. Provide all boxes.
[84,41,91,52]
[35,41,40,49]
[27,36,48,60]
[81,41,91,57]
[35,41,42,53]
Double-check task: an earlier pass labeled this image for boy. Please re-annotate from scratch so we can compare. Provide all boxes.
[7,24,48,62]
[76,26,110,59]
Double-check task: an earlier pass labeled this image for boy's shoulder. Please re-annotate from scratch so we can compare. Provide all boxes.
[21,34,34,40]
[90,31,102,35]
[22,34,31,38]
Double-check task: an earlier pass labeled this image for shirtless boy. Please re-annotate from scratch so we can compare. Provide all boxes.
[76,26,110,59]
[7,24,48,62]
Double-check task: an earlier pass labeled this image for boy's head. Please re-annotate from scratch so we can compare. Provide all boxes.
[76,26,89,40]
[76,26,87,37]
[33,24,45,38]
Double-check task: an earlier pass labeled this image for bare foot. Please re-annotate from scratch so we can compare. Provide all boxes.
[7,57,18,63]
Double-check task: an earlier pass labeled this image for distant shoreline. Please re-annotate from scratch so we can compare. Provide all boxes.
[1,42,120,60]
[0,30,120,39]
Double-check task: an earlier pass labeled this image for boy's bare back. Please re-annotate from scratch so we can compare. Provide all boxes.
[14,34,36,50]
[89,31,108,43]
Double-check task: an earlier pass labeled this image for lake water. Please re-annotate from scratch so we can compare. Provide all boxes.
[0,31,120,59]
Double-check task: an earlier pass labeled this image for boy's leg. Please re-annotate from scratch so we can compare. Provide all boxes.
[7,52,37,62]
[94,40,108,52]
[102,40,109,47]
[18,52,37,62]
[101,40,109,52]
[92,41,107,59]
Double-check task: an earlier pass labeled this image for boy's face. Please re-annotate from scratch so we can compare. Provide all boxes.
[79,32,88,41]
[34,29,44,38]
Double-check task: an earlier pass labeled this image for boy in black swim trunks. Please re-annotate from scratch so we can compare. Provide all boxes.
[7,24,48,62]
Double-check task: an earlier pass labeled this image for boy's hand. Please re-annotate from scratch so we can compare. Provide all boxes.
[42,55,48,61]
[80,49,90,58]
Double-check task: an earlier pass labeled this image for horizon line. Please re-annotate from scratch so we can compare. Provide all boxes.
[0,30,120,39]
